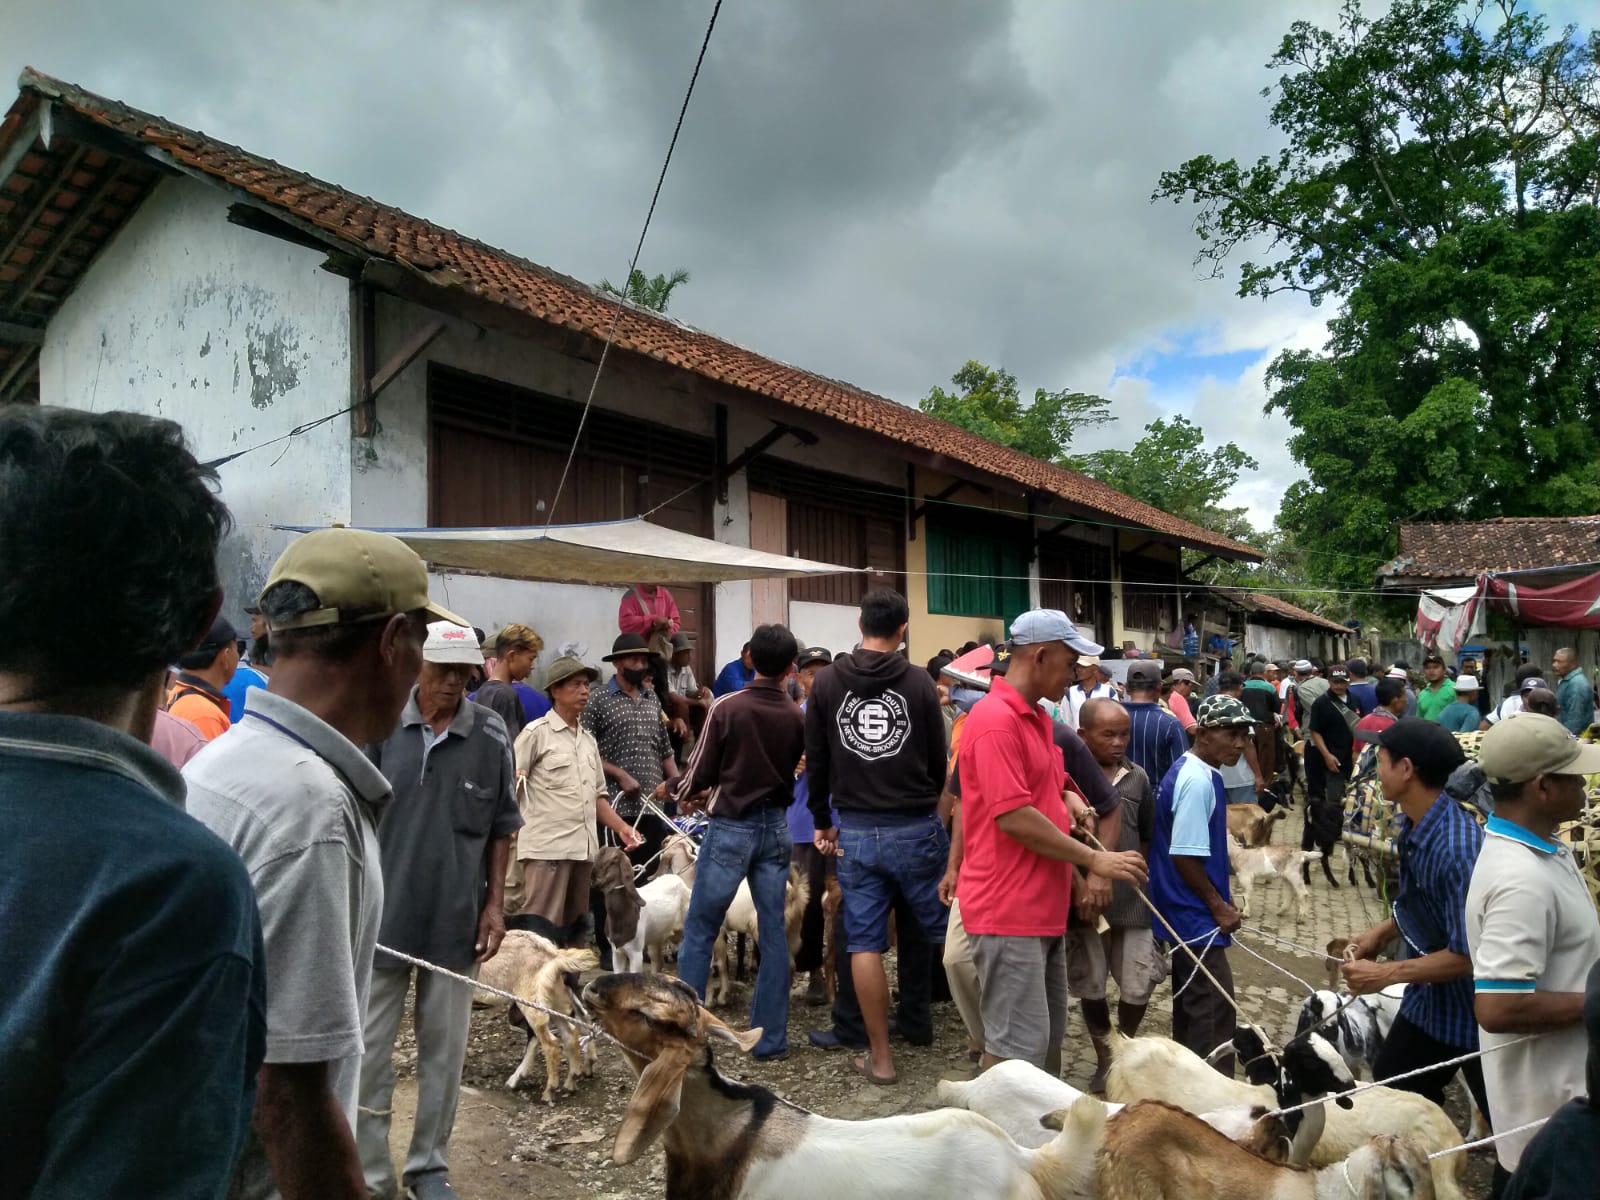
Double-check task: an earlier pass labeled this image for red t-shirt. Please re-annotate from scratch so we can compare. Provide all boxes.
[955,677,1073,937]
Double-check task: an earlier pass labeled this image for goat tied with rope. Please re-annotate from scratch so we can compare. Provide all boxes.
[581,972,1099,1200]
[475,930,598,1103]
[1059,1094,1434,1200]
[1106,1027,1466,1200]
[1227,833,1322,921]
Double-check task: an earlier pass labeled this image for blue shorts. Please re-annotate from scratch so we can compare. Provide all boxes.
[836,812,950,955]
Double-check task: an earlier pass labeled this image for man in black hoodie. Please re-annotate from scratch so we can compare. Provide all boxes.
[806,588,948,1085]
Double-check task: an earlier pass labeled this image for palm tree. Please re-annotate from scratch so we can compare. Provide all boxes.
[597,267,691,314]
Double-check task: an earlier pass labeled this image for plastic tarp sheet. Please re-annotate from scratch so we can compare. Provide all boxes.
[273,519,861,586]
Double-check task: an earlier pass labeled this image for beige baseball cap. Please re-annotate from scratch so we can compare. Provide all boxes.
[1479,713,1600,784]
[262,527,468,632]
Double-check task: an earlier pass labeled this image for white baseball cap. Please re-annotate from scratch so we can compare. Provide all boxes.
[1455,674,1480,691]
[423,620,485,664]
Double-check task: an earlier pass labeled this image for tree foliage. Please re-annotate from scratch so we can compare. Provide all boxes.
[1078,416,1260,548]
[918,360,1115,465]
[597,267,692,313]
[1155,0,1600,588]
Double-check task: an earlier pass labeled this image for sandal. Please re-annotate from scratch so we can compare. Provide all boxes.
[852,1055,897,1086]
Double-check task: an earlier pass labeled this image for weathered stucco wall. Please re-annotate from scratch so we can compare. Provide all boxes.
[39,177,353,626]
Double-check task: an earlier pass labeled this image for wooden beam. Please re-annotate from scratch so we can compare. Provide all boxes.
[905,462,918,542]
[0,319,46,345]
[0,345,40,404]
[4,160,127,317]
[0,144,88,271]
[1180,553,1220,580]
[1122,538,1157,561]
[718,421,817,500]
[227,202,336,255]
[911,479,974,523]
[714,404,730,505]
[1035,516,1089,545]
[0,106,44,193]
[368,317,446,400]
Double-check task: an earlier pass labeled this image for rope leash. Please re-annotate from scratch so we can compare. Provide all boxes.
[1265,1034,1536,1119]
[1231,930,1322,996]
[374,943,644,1065]
[1426,1116,1548,1160]
[1168,928,1221,1001]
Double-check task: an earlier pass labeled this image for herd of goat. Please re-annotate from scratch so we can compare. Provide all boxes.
[468,811,1480,1199]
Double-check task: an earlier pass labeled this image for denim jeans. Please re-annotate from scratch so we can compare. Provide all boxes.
[676,808,793,1057]
[835,812,949,954]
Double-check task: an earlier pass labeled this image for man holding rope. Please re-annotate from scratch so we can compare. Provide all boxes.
[1148,694,1252,1075]
[1343,719,1491,1120]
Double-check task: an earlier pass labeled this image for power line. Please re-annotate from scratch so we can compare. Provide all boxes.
[200,405,355,470]
[544,0,724,530]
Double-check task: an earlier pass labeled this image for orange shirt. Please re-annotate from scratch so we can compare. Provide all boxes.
[166,681,231,742]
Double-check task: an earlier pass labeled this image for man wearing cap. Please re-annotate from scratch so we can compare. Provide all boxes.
[1482,665,1546,729]
[1342,719,1490,1119]
[1062,655,1116,730]
[166,613,240,741]
[358,622,523,1200]
[1163,666,1199,734]
[1467,715,1600,1187]
[471,623,548,733]
[1552,647,1594,736]
[674,624,807,1061]
[1,408,265,1198]
[1416,653,1457,722]
[1148,694,1253,1073]
[186,526,460,1200]
[1124,661,1188,792]
[585,633,681,872]
[1214,672,1270,805]
[1307,667,1360,821]
[667,630,712,741]
[958,610,1147,1076]
[508,655,641,945]
[1436,675,1484,734]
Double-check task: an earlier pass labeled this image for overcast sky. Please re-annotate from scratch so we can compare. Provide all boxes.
[3,1,1588,530]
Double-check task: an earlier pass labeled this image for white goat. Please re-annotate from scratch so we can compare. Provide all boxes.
[1064,1096,1435,1200]
[1226,833,1321,921]
[1106,1031,1465,1199]
[581,972,1101,1200]
[612,873,692,975]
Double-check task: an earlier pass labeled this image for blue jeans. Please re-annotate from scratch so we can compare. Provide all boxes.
[677,808,793,1057]
[836,812,949,954]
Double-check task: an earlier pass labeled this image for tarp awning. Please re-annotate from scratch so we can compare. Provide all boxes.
[274,519,862,586]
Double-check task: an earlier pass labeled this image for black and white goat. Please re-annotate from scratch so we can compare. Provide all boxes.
[1294,987,1406,1080]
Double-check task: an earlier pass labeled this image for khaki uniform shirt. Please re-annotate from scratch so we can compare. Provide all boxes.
[513,709,605,861]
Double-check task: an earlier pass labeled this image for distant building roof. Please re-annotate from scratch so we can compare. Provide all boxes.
[1239,592,1352,635]
[1378,515,1600,589]
[0,68,1260,560]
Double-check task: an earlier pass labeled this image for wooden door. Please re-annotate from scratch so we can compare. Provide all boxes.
[749,490,789,630]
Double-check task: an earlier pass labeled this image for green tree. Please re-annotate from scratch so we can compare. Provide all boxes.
[1154,0,1600,588]
[597,267,692,313]
[1077,416,1260,548]
[918,360,1115,464]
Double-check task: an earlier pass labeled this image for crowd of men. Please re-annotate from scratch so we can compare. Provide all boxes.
[4,406,1599,1200]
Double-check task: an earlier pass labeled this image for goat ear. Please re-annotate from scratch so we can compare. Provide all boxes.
[1039,1108,1069,1132]
[1336,1094,1355,1109]
[700,1008,763,1053]
[613,1043,696,1165]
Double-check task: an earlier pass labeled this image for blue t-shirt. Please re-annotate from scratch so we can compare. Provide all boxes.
[1149,751,1232,947]
[1347,680,1378,717]
[222,664,268,722]
[0,711,266,1197]
[713,658,755,697]
[512,681,552,724]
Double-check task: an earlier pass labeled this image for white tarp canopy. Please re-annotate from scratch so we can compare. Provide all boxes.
[275,519,862,586]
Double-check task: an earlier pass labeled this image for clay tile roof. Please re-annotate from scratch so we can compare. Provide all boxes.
[5,69,1262,558]
[1382,516,1600,582]
[1240,592,1351,634]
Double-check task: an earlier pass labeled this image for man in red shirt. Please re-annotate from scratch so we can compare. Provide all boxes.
[958,610,1147,1073]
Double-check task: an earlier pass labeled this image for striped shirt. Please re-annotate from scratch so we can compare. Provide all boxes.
[1393,793,1485,1049]
[1122,701,1188,798]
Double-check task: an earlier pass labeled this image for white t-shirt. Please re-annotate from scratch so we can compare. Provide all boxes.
[1063,680,1117,731]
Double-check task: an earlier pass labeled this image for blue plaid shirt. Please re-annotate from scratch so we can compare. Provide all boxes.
[1393,794,1484,1049]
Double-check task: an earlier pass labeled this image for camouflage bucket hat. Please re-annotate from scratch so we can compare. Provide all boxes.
[1195,694,1255,729]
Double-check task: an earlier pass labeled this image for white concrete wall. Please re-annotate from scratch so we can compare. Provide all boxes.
[790,600,862,657]
[39,177,353,626]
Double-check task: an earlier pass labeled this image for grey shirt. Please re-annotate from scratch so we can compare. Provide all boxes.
[184,688,392,1200]
[366,694,521,970]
